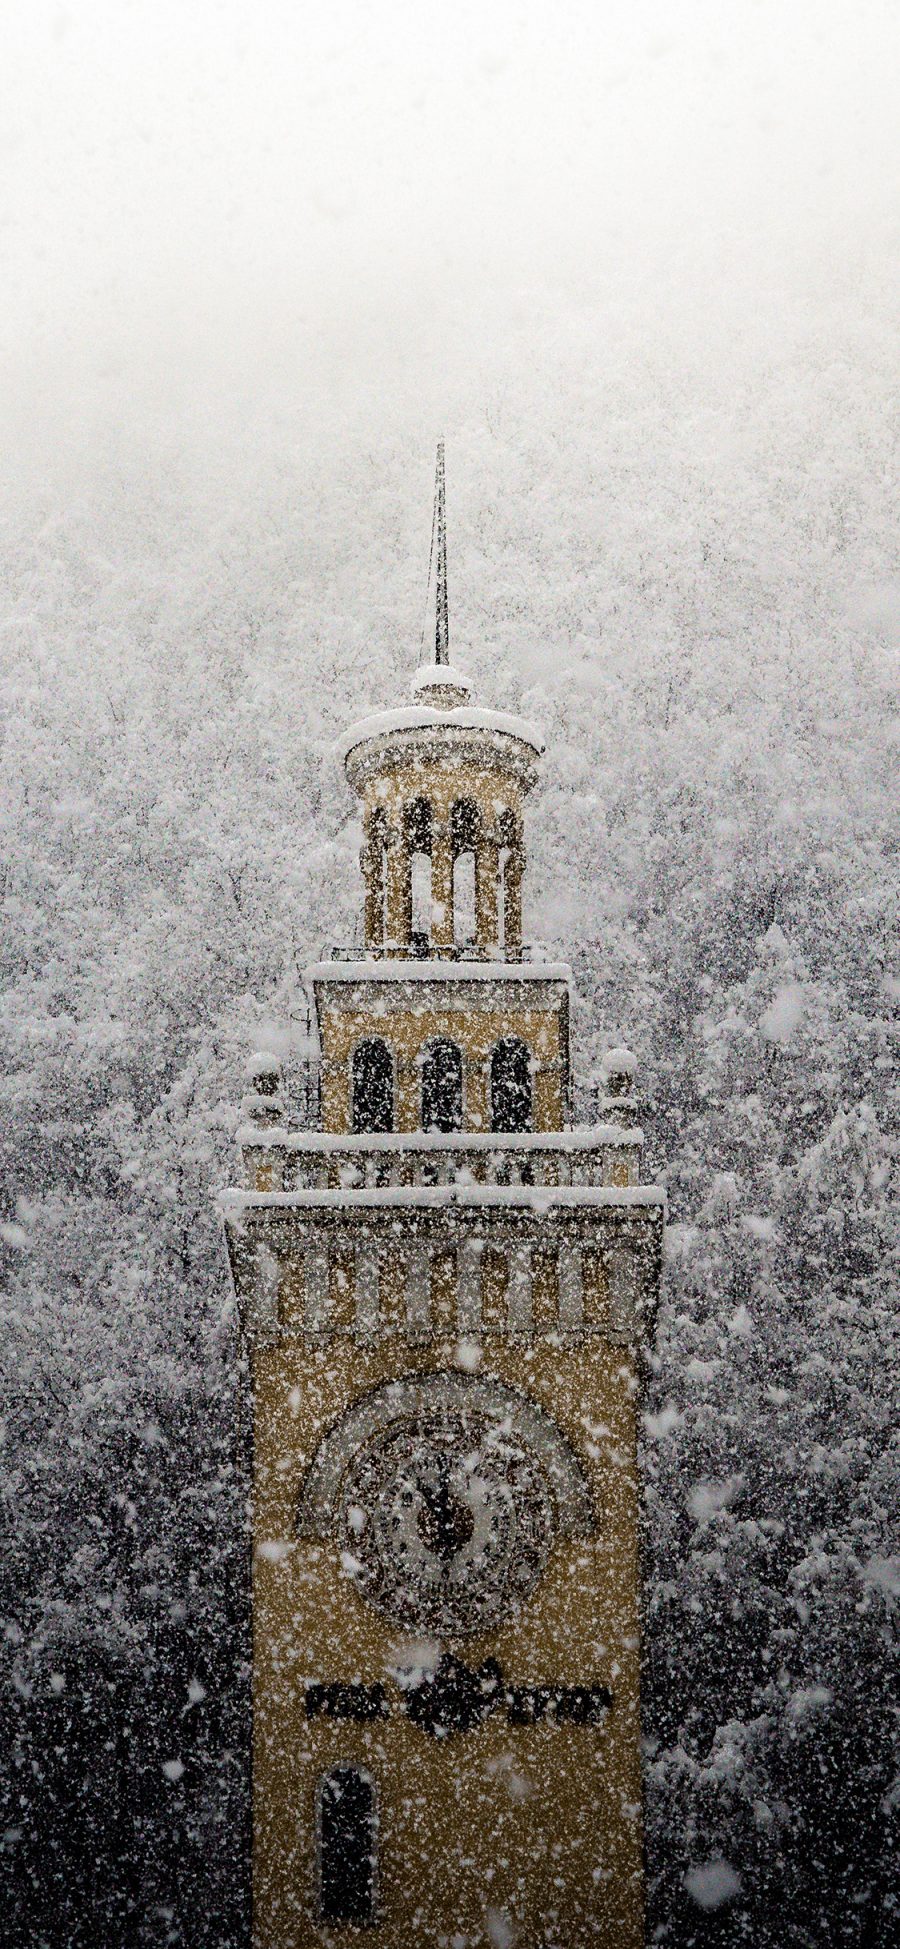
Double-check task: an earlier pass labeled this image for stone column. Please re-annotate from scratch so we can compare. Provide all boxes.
[385,821,410,951]
[431,826,454,951]
[534,1061,564,1132]
[362,830,382,952]
[396,1055,419,1133]
[457,1236,483,1334]
[405,1245,431,1339]
[467,1059,488,1132]
[507,1241,533,1335]
[245,1241,280,1337]
[476,838,500,953]
[607,1242,638,1341]
[504,851,523,955]
[354,1240,380,1340]
[558,1244,583,1332]
[303,1241,330,1333]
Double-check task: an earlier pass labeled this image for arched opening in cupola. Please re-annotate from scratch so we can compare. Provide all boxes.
[490,1035,533,1133]
[351,1038,394,1133]
[450,798,479,951]
[404,796,433,955]
[420,1037,464,1133]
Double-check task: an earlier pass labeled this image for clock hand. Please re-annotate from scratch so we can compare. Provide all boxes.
[416,1464,475,1565]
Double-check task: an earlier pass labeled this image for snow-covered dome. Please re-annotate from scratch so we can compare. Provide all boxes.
[412,662,472,708]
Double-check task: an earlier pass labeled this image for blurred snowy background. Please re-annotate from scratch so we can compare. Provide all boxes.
[0,1,897,1942]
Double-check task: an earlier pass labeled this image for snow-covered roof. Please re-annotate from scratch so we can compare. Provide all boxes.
[412,661,471,695]
[236,1123,643,1150]
[220,1183,665,1217]
[337,703,545,763]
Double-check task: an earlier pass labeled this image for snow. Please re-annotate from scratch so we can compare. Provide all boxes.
[244,1049,282,1079]
[256,1539,292,1564]
[741,1214,778,1242]
[687,1477,745,1524]
[220,1182,665,1215]
[684,1860,742,1910]
[759,982,806,1044]
[601,1045,638,1077]
[237,1124,643,1151]
[788,1685,833,1719]
[485,1910,516,1948]
[643,1405,682,1440]
[860,1558,900,1599]
[3,144,896,1942]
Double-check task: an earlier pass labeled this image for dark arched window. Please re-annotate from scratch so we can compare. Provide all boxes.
[318,1767,377,1924]
[450,799,479,948]
[491,1036,532,1133]
[405,796,432,855]
[450,798,479,855]
[352,1039,394,1134]
[405,797,433,955]
[421,1038,463,1133]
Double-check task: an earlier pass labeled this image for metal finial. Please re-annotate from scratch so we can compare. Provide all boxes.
[434,440,449,664]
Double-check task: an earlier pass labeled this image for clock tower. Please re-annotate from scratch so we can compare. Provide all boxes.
[222,449,664,1947]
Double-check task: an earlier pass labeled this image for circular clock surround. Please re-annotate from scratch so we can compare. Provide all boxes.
[297,1373,596,1637]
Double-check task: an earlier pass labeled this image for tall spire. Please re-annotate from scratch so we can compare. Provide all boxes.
[434,439,449,664]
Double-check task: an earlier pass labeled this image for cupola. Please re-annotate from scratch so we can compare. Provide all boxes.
[337,444,544,961]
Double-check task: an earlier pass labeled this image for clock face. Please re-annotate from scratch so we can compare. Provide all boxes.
[335,1394,558,1635]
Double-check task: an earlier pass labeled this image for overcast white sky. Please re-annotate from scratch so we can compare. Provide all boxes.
[3,1,898,400]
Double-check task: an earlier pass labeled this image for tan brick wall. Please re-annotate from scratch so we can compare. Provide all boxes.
[317,998,566,1134]
[251,1333,645,1949]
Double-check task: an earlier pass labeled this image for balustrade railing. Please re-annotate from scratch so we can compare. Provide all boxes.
[321,940,555,965]
[241,1128,641,1194]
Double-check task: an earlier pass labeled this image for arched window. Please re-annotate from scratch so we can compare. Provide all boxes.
[450,798,479,855]
[317,1767,377,1925]
[405,797,433,954]
[352,1039,394,1134]
[405,796,433,855]
[450,799,479,949]
[421,1038,463,1133]
[491,1036,532,1133]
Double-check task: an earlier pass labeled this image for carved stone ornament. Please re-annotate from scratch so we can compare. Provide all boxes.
[297,1372,596,1636]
